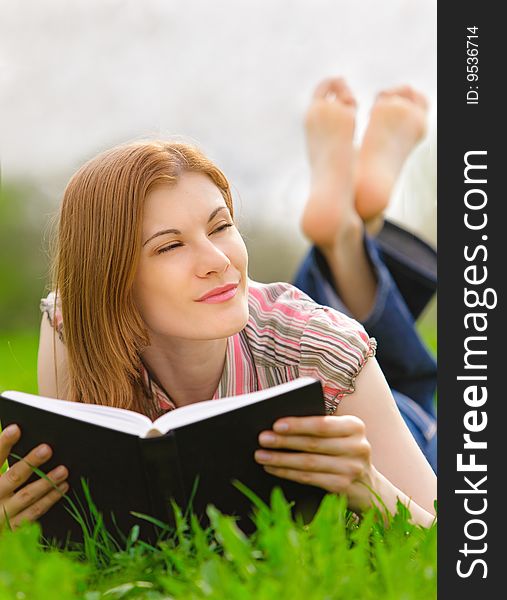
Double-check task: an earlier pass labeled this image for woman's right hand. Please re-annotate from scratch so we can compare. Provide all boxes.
[0,424,69,531]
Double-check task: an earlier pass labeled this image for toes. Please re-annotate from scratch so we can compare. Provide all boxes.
[336,90,357,107]
[413,90,429,110]
[376,85,428,110]
[382,85,416,100]
[313,77,344,99]
[313,77,356,106]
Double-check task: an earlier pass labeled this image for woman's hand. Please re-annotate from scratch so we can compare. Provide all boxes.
[0,424,69,532]
[255,415,380,513]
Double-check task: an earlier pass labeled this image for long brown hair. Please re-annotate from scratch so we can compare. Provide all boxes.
[48,140,234,419]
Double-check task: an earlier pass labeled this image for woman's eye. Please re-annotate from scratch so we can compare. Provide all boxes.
[211,223,233,234]
[157,243,182,254]
[157,224,232,253]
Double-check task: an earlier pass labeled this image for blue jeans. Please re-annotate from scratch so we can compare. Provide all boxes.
[292,221,437,473]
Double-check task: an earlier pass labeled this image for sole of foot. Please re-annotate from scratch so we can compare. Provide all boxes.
[355,85,428,225]
[301,77,359,249]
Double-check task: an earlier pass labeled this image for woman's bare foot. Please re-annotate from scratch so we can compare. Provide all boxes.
[301,77,362,249]
[355,86,428,233]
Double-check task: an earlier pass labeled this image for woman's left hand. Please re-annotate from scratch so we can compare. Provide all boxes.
[255,415,380,513]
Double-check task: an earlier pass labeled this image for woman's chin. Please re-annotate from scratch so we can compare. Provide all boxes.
[221,303,250,336]
[204,301,249,338]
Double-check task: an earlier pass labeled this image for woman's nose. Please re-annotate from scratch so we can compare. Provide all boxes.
[196,239,231,277]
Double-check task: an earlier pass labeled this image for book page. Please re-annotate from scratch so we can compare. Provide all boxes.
[2,377,317,438]
[151,377,317,436]
[1,390,153,436]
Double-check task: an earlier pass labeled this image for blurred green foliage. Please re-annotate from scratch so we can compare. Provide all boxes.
[0,182,55,333]
[0,330,39,394]
[417,297,437,357]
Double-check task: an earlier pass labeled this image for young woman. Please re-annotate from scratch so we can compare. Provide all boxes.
[0,78,437,533]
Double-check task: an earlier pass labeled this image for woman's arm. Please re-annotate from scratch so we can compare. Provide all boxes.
[37,315,70,399]
[336,357,436,514]
[255,357,436,526]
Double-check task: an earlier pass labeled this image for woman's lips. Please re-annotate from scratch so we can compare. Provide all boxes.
[196,284,239,304]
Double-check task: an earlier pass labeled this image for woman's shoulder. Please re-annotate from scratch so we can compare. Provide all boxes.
[247,279,317,320]
[246,279,375,365]
[247,279,370,331]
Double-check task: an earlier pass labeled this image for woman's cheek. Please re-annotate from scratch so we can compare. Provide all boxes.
[232,234,249,273]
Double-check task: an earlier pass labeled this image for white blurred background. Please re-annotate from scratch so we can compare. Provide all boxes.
[0,0,436,283]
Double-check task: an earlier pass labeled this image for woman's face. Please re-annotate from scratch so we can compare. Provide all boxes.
[133,171,249,342]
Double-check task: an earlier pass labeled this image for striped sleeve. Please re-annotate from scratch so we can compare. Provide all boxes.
[40,291,65,344]
[299,305,377,413]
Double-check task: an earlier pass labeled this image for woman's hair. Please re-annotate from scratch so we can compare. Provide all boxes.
[49,140,234,419]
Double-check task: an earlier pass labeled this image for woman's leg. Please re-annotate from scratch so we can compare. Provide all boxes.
[301,218,438,322]
[296,78,437,471]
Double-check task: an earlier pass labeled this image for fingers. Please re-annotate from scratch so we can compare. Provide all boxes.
[6,464,69,517]
[263,465,353,493]
[0,441,54,497]
[270,415,366,438]
[6,482,69,530]
[0,424,21,466]
[0,427,70,530]
[255,415,372,495]
[258,430,366,456]
[256,448,366,479]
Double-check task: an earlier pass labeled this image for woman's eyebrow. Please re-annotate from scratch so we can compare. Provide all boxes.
[143,227,181,247]
[207,206,229,223]
[142,206,230,247]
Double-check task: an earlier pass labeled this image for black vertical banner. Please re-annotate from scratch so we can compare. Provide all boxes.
[438,3,503,597]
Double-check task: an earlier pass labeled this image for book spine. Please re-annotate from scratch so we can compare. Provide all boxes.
[138,431,187,529]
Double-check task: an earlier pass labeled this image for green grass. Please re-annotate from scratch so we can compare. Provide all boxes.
[417,322,437,358]
[0,330,40,474]
[0,483,436,600]
[0,329,39,395]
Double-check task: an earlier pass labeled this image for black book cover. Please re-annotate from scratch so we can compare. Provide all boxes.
[0,379,326,545]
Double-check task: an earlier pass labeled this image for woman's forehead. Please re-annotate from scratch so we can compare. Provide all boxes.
[143,173,229,226]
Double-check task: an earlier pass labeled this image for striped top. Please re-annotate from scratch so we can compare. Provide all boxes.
[40,280,376,414]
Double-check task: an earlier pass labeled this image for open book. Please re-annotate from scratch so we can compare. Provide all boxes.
[0,378,326,544]
[2,378,319,439]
